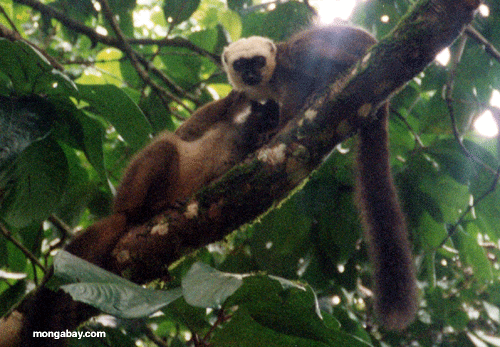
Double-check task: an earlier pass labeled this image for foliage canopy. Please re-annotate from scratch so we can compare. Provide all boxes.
[0,0,500,346]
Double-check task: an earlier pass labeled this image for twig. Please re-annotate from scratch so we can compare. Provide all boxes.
[437,33,500,248]
[465,25,500,64]
[0,222,47,274]
[390,106,425,148]
[46,214,72,252]
[445,34,496,175]
[0,23,64,71]
[0,4,19,33]
[13,0,208,110]
[437,164,500,249]
[97,0,192,113]
[13,0,218,62]
[143,325,169,347]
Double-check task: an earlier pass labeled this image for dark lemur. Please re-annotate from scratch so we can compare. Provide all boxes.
[222,26,418,330]
[12,91,279,347]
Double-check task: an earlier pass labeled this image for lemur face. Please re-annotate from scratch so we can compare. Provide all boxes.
[232,55,267,86]
[222,36,277,100]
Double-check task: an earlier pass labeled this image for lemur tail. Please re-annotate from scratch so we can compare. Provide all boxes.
[355,104,418,330]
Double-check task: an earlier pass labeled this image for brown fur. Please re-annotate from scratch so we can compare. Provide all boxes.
[356,105,418,330]
[274,26,379,127]
[223,26,418,329]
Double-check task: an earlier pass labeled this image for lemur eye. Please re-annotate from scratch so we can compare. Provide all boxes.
[233,59,246,72]
[254,56,266,68]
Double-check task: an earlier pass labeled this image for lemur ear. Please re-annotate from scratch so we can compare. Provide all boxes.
[268,40,277,53]
[221,50,228,68]
[222,50,228,65]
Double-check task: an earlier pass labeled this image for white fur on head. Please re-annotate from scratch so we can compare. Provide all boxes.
[222,36,277,101]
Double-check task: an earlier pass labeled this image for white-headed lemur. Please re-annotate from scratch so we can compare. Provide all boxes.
[221,25,418,330]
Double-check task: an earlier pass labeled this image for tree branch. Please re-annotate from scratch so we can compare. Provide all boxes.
[13,0,218,61]
[0,223,47,274]
[13,0,211,110]
[107,0,481,283]
[466,25,500,63]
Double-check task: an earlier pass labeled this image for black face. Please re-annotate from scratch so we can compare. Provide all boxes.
[232,56,266,86]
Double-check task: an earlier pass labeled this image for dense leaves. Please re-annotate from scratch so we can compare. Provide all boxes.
[0,0,499,346]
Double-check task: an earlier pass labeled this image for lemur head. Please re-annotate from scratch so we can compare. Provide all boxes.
[222,36,277,101]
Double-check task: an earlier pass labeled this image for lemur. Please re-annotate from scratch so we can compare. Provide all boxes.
[9,91,279,347]
[221,25,418,330]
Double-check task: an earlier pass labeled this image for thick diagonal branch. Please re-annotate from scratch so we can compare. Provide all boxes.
[109,0,480,283]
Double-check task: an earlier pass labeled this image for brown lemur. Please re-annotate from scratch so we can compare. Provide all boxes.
[9,91,279,347]
[222,25,418,330]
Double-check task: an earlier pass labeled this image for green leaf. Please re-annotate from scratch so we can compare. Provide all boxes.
[78,84,152,151]
[262,2,313,41]
[75,112,106,180]
[249,197,312,278]
[0,40,77,98]
[163,0,201,26]
[452,224,493,283]
[54,251,182,318]
[418,212,448,250]
[189,28,219,53]
[211,308,331,347]
[0,39,51,94]
[159,47,203,88]
[227,0,252,12]
[220,275,371,347]
[218,9,242,42]
[51,0,95,26]
[0,280,26,317]
[182,262,244,308]
[0,94,55,168]
[1,137,68,228]
[425,139,475,185]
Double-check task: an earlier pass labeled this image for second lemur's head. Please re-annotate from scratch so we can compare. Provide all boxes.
[222,36,277,101]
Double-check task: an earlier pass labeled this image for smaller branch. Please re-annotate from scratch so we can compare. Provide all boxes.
[445,34,496,175]
[200,308,232,345]
[134,53,201,106]
[466,25,500,64]
[390,107,425,148]
[143,326,169,347]
[437,164,500,249]
[0,222,47,274]
[0,22,22,41]
[0,4,19,33]
[437,33,500,248]
[46,214,72,251]
[0,23,64,71]
[14,0,204,110]
[98,0,192,113]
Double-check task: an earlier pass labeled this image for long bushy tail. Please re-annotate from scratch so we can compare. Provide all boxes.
[355,104,418,330]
